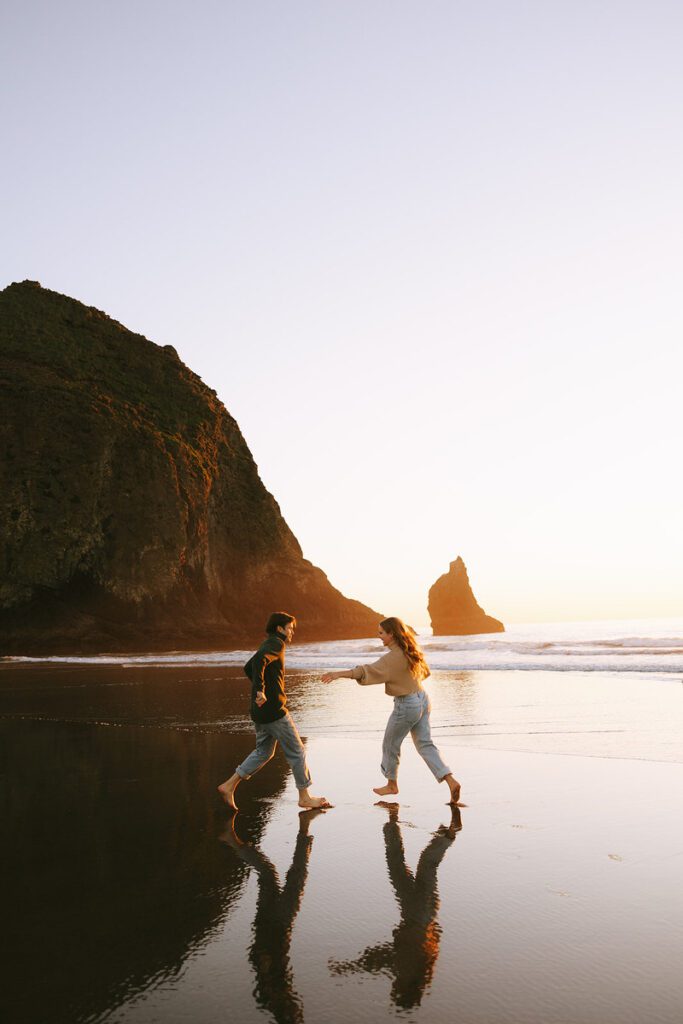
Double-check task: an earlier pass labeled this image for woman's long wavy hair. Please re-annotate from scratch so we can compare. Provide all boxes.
[380,617,430,681]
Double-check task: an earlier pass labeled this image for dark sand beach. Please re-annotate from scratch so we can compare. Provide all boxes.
[1,660,682,1024]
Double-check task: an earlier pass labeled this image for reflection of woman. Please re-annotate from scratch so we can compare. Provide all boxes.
[329,802,462,1009]
[322,617,461,802]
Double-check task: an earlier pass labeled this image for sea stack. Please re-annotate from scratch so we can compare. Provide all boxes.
[0,281,381,653]
[428,557,504,635]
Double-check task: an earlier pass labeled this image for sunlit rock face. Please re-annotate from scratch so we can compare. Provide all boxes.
[428,557,504,635]
[0,281,380,653]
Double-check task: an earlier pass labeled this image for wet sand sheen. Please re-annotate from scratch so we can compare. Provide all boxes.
[1,716,682,1024]
[1,661,681,762]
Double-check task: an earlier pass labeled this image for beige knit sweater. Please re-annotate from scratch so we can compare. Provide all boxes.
[350,645,430,697]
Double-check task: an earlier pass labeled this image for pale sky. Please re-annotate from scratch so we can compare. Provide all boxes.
[2,1,682,626]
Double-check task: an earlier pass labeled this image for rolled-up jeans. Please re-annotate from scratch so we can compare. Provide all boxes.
[237,712,312,790]
[381,689,451,782]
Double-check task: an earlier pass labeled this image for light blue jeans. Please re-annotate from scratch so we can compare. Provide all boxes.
[236,713,312,791]
[381,689,452,782]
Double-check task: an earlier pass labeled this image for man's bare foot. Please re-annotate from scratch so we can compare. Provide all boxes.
[217,775,240,812]
[298,793,333,809]
[373,781,399,796]
[217,785,238,811]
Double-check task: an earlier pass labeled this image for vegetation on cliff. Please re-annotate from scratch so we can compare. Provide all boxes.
[0,281,380,652]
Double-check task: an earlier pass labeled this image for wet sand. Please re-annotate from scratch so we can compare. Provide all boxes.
[1,713,682,1024]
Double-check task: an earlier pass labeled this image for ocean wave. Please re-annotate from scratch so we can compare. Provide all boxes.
[3,654,682,674]
[3,619,682,674]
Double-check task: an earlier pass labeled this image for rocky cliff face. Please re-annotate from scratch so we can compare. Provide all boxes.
[0,281,381,653]
[428,557,504,635]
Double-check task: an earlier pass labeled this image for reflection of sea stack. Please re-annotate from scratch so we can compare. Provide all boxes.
[0,281,380,653]
[428,557,504,635]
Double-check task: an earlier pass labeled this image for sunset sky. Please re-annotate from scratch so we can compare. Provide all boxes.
[3,1,682,626]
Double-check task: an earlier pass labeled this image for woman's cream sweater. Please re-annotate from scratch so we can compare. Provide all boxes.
[350,645,430,697]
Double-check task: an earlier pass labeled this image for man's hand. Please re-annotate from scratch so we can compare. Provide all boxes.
[255,690,267,707]
[321,672,336,684]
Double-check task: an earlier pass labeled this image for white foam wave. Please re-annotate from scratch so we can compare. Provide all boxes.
[4,618,682,674]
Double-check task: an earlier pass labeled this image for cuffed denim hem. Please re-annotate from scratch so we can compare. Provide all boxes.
[236,714,312,790]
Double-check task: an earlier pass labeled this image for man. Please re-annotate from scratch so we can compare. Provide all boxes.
[217,612,332,811]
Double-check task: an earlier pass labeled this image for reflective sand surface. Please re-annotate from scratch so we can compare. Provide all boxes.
[1,664,682,1023]
[1,659,681,760]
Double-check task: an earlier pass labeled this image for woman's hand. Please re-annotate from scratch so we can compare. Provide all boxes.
[255,690,267,706]
[322,669,353,683]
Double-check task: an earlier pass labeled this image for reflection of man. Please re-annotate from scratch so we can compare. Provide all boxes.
[330,803,462,1010]
[218,612,331,811]
[219,810,325,1024]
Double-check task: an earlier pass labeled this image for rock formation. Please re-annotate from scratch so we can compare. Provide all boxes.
[428,557,504,635]
[0,281,381,653]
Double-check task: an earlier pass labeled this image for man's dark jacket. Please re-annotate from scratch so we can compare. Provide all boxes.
[244,632,288,724]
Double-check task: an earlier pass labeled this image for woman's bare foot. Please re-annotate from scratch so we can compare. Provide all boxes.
[373,780,399,796]
[442,773,461,804]
[298,789,333,809]
[217,774,240,812]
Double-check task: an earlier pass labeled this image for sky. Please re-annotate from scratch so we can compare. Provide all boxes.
[2,1,682,626]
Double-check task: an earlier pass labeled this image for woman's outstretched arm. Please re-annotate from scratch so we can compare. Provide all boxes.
[322,651,393,686]
[321,669,356,683]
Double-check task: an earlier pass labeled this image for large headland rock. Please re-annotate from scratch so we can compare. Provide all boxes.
[0,280,381,654]
[428,557,504,635]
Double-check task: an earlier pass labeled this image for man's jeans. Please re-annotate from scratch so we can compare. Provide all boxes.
[237,712,312,790]
[381,689,451,782]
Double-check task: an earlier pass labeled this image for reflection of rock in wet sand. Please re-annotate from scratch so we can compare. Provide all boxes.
[220,810,326,1024]
[0,723,287,1024]
[330,804,461,1010]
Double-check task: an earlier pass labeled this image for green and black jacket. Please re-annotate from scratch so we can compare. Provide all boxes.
[244,632,288,724]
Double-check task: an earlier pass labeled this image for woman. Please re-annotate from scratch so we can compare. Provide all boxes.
[321,617,461,803]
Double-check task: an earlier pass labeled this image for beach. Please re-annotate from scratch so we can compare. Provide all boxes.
[2,624,683,1023]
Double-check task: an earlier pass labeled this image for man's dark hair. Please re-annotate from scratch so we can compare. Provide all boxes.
[265,611,297,634]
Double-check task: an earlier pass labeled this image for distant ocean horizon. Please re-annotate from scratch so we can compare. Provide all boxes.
[5,616,683,676]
